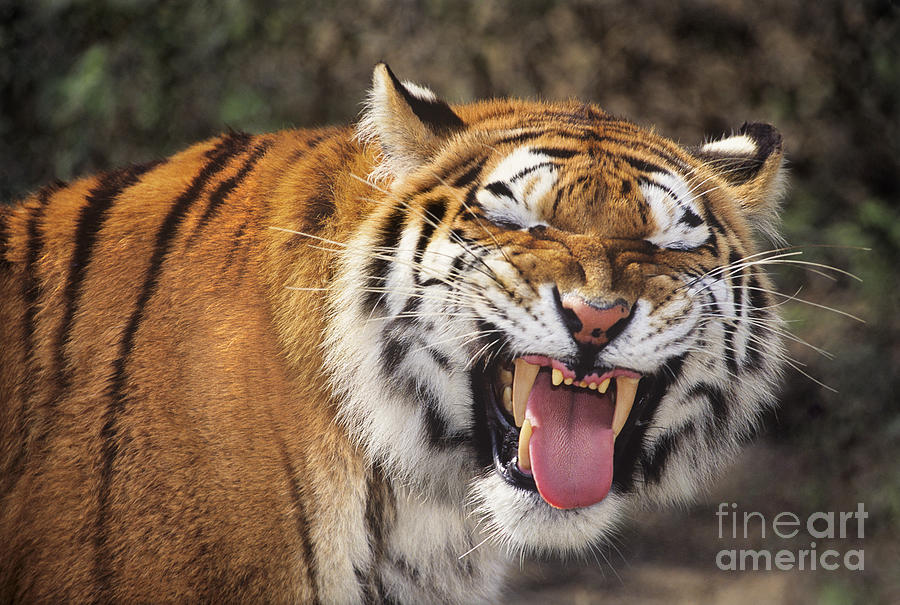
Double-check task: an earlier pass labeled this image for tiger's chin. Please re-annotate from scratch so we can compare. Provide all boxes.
[468,356,669,554]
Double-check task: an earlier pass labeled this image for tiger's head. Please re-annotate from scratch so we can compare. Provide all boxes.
[326,64,786,555]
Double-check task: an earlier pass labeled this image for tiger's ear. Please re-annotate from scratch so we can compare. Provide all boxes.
[696,122,787,238]
[357,63,464,181]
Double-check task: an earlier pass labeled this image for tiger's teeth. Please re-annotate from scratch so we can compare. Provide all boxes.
[564,377,573,386]
[499,368,513,387]
[517,418,533,471]
[502,386,513,414]
[597,377,610,393]
[612,376,640,438]
[512,359,540,427]
[551,368,564,386]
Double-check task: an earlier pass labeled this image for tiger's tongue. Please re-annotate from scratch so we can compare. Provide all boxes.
[524,371,614,509]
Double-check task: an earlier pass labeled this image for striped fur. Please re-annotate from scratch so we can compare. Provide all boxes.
[0,64,787,603]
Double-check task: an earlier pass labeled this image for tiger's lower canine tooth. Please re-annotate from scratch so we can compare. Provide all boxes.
[612,376,640,438]
[512,359,540,427]
[502,386,513,414]
[517,418,533,471]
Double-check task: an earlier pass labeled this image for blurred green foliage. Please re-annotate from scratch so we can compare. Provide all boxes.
[2,0,898,598]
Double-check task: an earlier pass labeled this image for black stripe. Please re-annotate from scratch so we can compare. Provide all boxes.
[689,382,730,434]
[449,248,469,276]
[638,175,680,203]
[189,139,273,244]
[18,188,58,425]
[679,208,704,227]
[494,130,543,146]
[221,220,250,277]
[364,207,406,312]
[733,261,748,371]
[398,291,421,317]
[356,566,375,604]
[381,334,409,376]
[413,197,448,271]
[287,134,327,164]
[2,185,58,497]
[302,189,337,234]
[723,251,744,374]
[733,261,745,317]
[428,348,452,372]
[744,273,768,370]
[393,556,421,584]
[642,423,695,485]
[530,146,578,158]
[419,278,443,288]
[484,181,514,200]
[54,163,160,394]
[509,161,556,183]
[622,156,668,176]
[364,462,393,603]
[277,440,321,605]
[703,198,728,235]
[703,284,737,375]
[724,322,738,375]
[450,156,487,188]
[413,379,467,448]
[700,231,719,255]
[93,132,251,595]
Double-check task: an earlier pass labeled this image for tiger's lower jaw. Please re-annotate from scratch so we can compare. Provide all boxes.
[471,357,662,513]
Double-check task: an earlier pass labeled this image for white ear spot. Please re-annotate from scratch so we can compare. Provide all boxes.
[401,81,438,102]
[701,134,757,157]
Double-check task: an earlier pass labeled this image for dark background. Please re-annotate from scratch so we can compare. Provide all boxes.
[2,1,897,602]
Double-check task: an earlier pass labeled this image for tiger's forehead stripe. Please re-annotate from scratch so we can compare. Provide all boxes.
[480,121,693,174]
[467,142,711,253]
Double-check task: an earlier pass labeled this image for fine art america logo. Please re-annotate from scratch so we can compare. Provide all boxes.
[715,502,867,571]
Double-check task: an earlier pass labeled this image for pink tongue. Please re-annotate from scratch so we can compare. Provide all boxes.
[524,371,614,509]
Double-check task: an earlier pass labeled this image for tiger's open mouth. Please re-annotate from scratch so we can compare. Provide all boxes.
[474,356,660,510]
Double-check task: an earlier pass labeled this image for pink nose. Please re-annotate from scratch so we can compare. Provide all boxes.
[560,295,632,346]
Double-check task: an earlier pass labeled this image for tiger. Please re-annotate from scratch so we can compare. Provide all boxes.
[0,63,787,603]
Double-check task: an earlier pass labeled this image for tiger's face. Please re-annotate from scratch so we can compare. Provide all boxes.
[327,65,785,555]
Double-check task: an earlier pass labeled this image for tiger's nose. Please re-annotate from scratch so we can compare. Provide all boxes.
[558,294,633,347]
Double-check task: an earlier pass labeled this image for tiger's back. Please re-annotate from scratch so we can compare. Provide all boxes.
[1,64,789,603]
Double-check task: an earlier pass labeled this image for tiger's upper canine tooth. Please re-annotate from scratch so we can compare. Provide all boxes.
[612,376,640,438]
[512,359,540,427]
